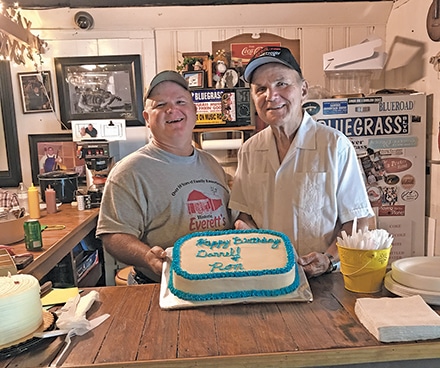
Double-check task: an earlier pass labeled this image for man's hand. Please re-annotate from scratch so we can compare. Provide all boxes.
[234,219,254,230]
[298,252,331,278]
[234,212,258,230]
[146,246,168,275]
[102,233,168,277]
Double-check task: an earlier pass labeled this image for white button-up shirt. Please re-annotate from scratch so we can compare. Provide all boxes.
[230,112,374,255]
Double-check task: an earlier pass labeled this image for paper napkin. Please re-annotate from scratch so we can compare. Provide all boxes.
[355,295,440,342]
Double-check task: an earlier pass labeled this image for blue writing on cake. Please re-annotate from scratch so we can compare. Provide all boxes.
[209,262,244,272]
[196,238,230,249]
[193,234,282,273]
[196,246,241,262]
[232,236,280,248]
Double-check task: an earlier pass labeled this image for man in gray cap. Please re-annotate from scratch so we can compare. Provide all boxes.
[230,47,374,278]
[97,70,235,284]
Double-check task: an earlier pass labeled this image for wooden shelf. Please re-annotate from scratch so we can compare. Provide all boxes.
[15,205,101,285]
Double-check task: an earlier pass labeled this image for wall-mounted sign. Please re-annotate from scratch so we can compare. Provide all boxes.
[212,33,300,69]
[191,88,251,128]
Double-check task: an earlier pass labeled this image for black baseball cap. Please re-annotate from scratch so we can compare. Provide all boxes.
[145,70,189,98]
[243,46,303,83]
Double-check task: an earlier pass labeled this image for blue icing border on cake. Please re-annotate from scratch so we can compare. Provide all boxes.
[169,263,300,301]
[168,229,299,301]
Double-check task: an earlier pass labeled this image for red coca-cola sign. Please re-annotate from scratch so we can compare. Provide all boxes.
[230,42,281,64]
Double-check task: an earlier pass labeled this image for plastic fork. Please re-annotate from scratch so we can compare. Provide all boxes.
[49,329,76,367]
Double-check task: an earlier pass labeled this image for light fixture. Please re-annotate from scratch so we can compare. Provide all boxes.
[0,2,47,67]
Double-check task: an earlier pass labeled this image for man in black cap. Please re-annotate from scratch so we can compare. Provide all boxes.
[97,70,235,284]
[230,47,374,278]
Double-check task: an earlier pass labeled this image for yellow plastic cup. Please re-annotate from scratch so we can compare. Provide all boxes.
[337,243,392,293]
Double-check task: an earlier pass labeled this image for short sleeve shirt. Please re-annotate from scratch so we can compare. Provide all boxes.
[229,112,374,254]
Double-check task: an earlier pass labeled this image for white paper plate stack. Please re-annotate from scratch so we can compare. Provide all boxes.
[384,257,440,305]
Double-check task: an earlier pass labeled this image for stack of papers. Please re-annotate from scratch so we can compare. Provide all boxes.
[355,295,440,342]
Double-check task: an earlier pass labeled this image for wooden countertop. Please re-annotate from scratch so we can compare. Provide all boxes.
[9,204,99,280]
[2,273,440,367]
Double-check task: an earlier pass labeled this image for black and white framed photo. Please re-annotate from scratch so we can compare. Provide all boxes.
[54,54,144,129]
[18,71,54,114]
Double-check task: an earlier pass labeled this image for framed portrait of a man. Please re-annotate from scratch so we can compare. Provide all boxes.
[18,71,54,114]
[28,133,87,185]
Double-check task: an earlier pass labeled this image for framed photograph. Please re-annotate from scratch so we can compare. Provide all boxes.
[18,71,54,114]
[183,70,205,88]
[71,119,126,142]
[1,61,22,187]
[28,133,86,186]
[54,54,144,129]
[181,52,213,87]
[221,69,239,88]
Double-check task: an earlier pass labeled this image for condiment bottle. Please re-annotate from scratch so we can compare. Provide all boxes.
[45,186,57,214]
[17,182,29,214]
[28,183,41,219]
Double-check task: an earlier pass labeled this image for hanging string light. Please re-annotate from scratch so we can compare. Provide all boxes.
[0,1,47,68]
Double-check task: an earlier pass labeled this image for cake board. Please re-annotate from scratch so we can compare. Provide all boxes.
[0,310,57,359]
[159,247,313,310]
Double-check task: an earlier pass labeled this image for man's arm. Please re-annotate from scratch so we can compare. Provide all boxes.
[100,233,167,276]
[298,216,370,278]
[234,212,258,230]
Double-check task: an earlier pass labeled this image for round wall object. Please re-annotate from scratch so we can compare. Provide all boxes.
[74,11,94,30]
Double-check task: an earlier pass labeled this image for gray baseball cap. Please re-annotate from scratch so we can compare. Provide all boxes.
[244,46,303,83]
[145,70,189,98]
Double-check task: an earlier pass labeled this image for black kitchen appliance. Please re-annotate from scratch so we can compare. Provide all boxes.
[76,140,115,206]
[38,171,79,203]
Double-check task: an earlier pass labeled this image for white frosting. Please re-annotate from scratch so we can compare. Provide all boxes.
[173,267,296,295]
[171,230,296,299]
[0,274,43,346]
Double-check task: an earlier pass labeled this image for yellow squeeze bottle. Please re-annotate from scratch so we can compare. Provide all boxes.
[28,183,41,219]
